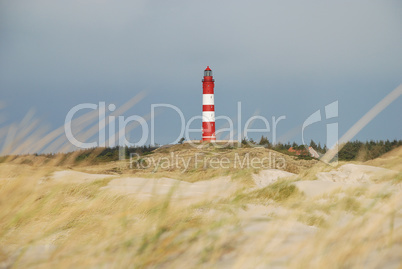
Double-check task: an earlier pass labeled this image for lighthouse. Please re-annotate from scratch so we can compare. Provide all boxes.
[202,66,216,141]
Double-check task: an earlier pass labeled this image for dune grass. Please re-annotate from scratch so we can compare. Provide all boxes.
[0,149,401,268]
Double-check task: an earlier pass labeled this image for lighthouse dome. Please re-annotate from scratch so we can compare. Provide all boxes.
[204,66,212,77]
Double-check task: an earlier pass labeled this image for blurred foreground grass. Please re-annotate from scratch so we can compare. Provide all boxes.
[0,148,401,268]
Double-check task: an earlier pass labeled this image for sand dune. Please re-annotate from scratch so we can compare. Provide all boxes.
[253,164,399,198]
[316,164,398,183]
[3,152,398,268]
[101,176,238,200]
[252,169,296,188]
[51,170,114,183]
[50,163,398,200]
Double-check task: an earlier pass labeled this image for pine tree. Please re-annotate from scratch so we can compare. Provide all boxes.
[259,136,271,147]
[309,139,317,149]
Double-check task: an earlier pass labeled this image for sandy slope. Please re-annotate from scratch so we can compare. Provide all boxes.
[47,170,239,201]
[1,153,401,268]
[252,169,296,187]
[49,162,398,199]
[316,164,398,183]
[51,170,115,183]
[101,176,238,200]
[22,153,398,268]
[252,164,399,198]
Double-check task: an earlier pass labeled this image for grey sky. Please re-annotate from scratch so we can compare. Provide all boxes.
[1,0,401,149]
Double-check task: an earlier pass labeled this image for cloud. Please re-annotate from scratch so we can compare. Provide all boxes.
[0,0,401,145]
[1,0,401,88]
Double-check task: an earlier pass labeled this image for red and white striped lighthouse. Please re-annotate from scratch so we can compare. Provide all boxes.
[202,66,216,141]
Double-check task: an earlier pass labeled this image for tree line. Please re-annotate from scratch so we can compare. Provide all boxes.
[3,138,401,164]
[256,136,402,161]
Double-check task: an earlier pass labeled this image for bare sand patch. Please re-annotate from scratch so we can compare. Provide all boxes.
[51,170,114,183]
[316,164,398,183]
[253,164,398,198]
[296,164,398,197]
[102,176,238,200]
[294,180,362,197]
[252,169,296,188]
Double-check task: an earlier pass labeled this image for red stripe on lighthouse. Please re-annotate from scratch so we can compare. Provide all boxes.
[202,122,215,137]
[202,105,215,111]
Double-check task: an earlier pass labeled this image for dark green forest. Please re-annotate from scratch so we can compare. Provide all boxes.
[2,138,401,165]
[257,136,402,161]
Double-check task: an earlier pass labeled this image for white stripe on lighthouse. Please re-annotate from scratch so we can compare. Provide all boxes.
[202,111,215,122]
[202,94,214,105]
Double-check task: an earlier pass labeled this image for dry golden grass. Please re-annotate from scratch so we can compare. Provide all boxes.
[67,144,317,186]
[0,147,401,268]
[365,146,402,172]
